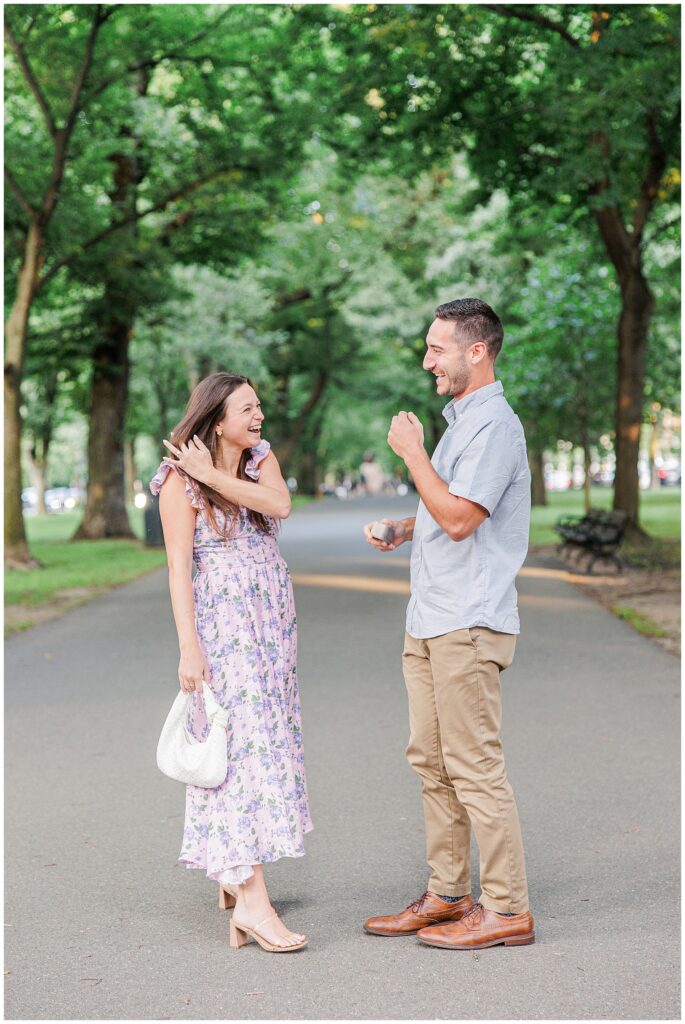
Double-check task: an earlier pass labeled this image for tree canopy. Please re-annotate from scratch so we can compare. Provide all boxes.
[4,3,680,562]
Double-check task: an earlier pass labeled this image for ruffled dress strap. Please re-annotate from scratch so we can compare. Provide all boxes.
[245,439,271,481]
[149,459,205,510]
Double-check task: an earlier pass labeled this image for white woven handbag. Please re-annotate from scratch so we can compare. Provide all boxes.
[156,683,229,788]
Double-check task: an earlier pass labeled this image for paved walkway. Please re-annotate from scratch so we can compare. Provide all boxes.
[5,498,680,1019]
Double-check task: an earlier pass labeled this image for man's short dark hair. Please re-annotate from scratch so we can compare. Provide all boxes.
[434,297,504,360]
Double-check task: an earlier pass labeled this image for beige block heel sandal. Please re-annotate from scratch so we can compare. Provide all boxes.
[229,912,308,953]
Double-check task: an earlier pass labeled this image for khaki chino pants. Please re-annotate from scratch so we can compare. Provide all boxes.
[403,627,529,914]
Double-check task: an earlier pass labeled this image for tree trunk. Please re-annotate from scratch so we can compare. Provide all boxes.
[648,418,660,489]
[27,370,59,516]
[74,132,141,540]
[277,371,328,473]
[124,437,137,503]
[74,67,147,541]
[26,446,48,515]
[4,220,44,568]
[294,408,326,494]
[263,350,291,463]
[581,436,592,512]
[154,374,170,441]
[185,352,216,394]
[74,309,135,538]
[612,271,653,536]
[528,448,547,506]
[589,110,669,538]
[4,9,107,565]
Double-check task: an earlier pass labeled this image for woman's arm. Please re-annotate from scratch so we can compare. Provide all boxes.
[162,438,292,519]
[158,470,210,693]
[208,451,291,519]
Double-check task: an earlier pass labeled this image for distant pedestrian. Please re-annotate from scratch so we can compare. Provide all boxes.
[359,452,387,496]
[363,298,535,950]
[151,372,311,953]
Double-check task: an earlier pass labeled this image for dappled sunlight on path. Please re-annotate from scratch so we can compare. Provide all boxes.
[292,573,409,595]
[518,565,619,586]
[291,563,620,597]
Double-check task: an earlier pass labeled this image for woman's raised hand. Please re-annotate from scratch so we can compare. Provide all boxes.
[163,435,215,485]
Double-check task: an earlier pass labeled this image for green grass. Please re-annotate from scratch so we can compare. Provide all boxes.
[6,488,679,617]
[5,508,166,609]
[291,495,314,509]
[5,497,313,613]
[611,606,668,638]
[530,487,681,545]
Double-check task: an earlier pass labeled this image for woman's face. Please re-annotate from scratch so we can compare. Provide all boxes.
[216,382,264,450]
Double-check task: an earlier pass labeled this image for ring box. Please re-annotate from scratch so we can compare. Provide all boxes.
[370,521,395,543]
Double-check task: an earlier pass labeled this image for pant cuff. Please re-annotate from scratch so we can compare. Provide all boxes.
[428,879,472,898]
[479,893,529,915]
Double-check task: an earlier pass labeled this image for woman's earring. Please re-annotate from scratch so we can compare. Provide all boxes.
[216,430,222,437]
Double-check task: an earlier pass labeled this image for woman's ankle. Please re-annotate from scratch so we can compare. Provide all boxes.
[235,889,271,916]
[234,865,271,915]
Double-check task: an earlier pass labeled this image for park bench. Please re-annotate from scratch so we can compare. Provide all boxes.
[554,508,628,574]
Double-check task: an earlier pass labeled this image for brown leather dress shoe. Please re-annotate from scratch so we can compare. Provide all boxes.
[363,891,473,936]
[417,901,535,949]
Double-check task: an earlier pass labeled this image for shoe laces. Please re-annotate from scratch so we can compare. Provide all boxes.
[460,902,484,925]
[409,891,430,914]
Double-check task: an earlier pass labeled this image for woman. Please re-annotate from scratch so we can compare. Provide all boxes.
[150,372,312,953]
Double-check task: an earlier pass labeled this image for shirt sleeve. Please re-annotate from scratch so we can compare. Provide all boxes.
[448,421,523,516]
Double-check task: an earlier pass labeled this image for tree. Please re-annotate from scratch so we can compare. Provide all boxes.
[253,148,431,489]
[502,229,619,509]
[67,5,325,539]
[4,4,115,564]
[4,4,331,555]
[20,277,94,513]
[127,264,274,458]
[330,3,680,534]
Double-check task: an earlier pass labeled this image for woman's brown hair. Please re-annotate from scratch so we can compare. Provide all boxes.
[169,372,270,537]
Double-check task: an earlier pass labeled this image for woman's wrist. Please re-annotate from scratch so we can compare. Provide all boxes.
[200,465,223,490]
[179,637,201,653]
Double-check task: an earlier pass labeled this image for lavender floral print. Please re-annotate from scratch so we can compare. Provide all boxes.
[150,440,312,884]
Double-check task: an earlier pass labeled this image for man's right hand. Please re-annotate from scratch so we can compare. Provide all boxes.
[363,518,408,552]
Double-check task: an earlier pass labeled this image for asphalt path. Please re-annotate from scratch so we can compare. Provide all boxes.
[5,497,680,1020]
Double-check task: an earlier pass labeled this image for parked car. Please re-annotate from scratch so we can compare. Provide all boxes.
[44,487,84,512]
[544,469,573,491]
[591,468,614,487]
[21,487,37,513]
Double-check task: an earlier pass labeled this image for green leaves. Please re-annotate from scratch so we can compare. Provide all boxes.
[6,4,679,507]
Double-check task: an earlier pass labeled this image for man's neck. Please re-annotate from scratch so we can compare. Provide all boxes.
[451,376,497,402]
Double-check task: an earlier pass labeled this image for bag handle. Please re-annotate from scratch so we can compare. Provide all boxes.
[201,683,229,728]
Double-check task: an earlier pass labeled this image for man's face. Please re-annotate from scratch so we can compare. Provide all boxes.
[423,319,473,398]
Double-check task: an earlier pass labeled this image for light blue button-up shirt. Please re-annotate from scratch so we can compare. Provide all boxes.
[406,380,531,639]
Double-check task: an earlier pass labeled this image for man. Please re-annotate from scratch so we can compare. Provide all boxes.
[363,297,534,950]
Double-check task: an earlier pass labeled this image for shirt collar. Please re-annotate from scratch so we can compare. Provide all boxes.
[442,380,504,424]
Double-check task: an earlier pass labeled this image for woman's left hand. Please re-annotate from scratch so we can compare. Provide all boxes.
[163,436,216,486]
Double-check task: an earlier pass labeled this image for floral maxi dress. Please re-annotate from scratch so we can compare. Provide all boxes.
[150,440,312,885]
